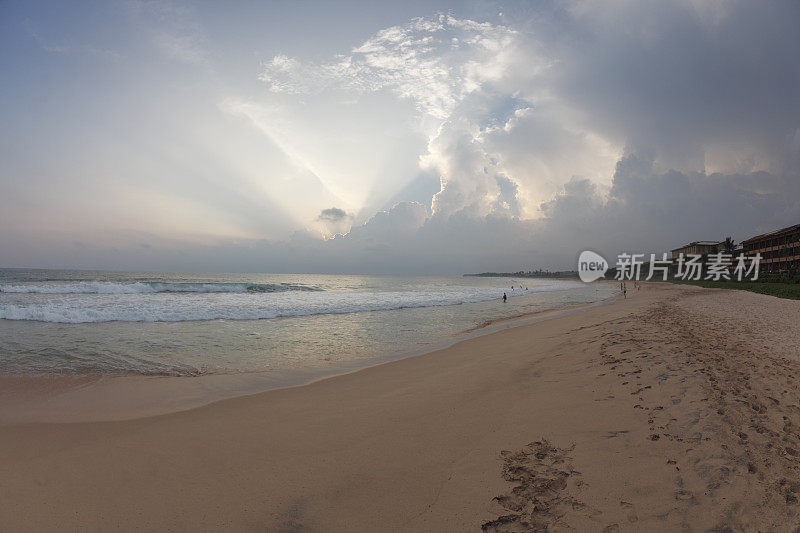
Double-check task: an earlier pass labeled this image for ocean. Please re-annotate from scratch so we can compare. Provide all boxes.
[0,269,616,377]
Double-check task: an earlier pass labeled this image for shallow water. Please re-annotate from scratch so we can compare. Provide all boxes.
[0,269,616,375]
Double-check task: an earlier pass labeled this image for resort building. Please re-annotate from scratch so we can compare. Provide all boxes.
[741,223,800,273]
[670,241,722,259]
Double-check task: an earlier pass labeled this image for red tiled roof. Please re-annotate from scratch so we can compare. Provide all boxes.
[670,241,720,251]
[742,223,800,244]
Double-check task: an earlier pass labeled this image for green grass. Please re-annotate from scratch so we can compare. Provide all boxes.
[671,279,800,300]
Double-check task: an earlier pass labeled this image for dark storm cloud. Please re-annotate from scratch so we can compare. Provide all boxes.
[538,154,800,261]
[545,1,800,172]
[317,207,350,222]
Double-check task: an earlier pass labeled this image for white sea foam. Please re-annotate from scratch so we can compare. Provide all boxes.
[0,272,611,376]
[0,281,317,294]
[0,282,581,323]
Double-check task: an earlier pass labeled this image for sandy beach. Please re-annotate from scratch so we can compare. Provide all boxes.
[2,283,800,531]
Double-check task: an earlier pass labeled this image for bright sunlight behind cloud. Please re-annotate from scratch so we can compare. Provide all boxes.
[1,1,799,272]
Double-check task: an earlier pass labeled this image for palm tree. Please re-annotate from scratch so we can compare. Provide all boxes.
[722,236,736,253]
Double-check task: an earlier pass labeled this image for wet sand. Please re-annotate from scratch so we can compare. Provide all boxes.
[0,295,616,426]
[2,283,800,531]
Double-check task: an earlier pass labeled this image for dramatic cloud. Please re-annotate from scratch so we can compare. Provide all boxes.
[538,155,800,261]
[258,13,616,223]
[260,14,520,119]
[2,1,800,272]
[317,207,349,222]
[249,3,800,272]
[548,1,800,176]
[316,207,353,235]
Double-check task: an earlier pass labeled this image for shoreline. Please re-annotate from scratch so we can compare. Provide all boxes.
[0,286,618,426]
[3,283,799,530]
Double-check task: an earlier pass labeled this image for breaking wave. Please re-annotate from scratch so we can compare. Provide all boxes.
[0,281,321,295]
[0,283,582,323]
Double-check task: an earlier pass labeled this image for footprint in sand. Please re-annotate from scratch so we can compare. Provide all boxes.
[620,501,639,523]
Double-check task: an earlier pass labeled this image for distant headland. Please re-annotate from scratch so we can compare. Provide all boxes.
[464,270,579,279]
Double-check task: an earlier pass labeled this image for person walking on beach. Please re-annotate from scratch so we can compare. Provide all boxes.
[502,292,507,303]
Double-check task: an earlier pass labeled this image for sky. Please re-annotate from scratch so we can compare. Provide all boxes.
[1,0,799,274]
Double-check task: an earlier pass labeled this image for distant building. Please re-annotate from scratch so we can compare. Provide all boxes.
[741,223,800,273]
[670,241,721,260]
